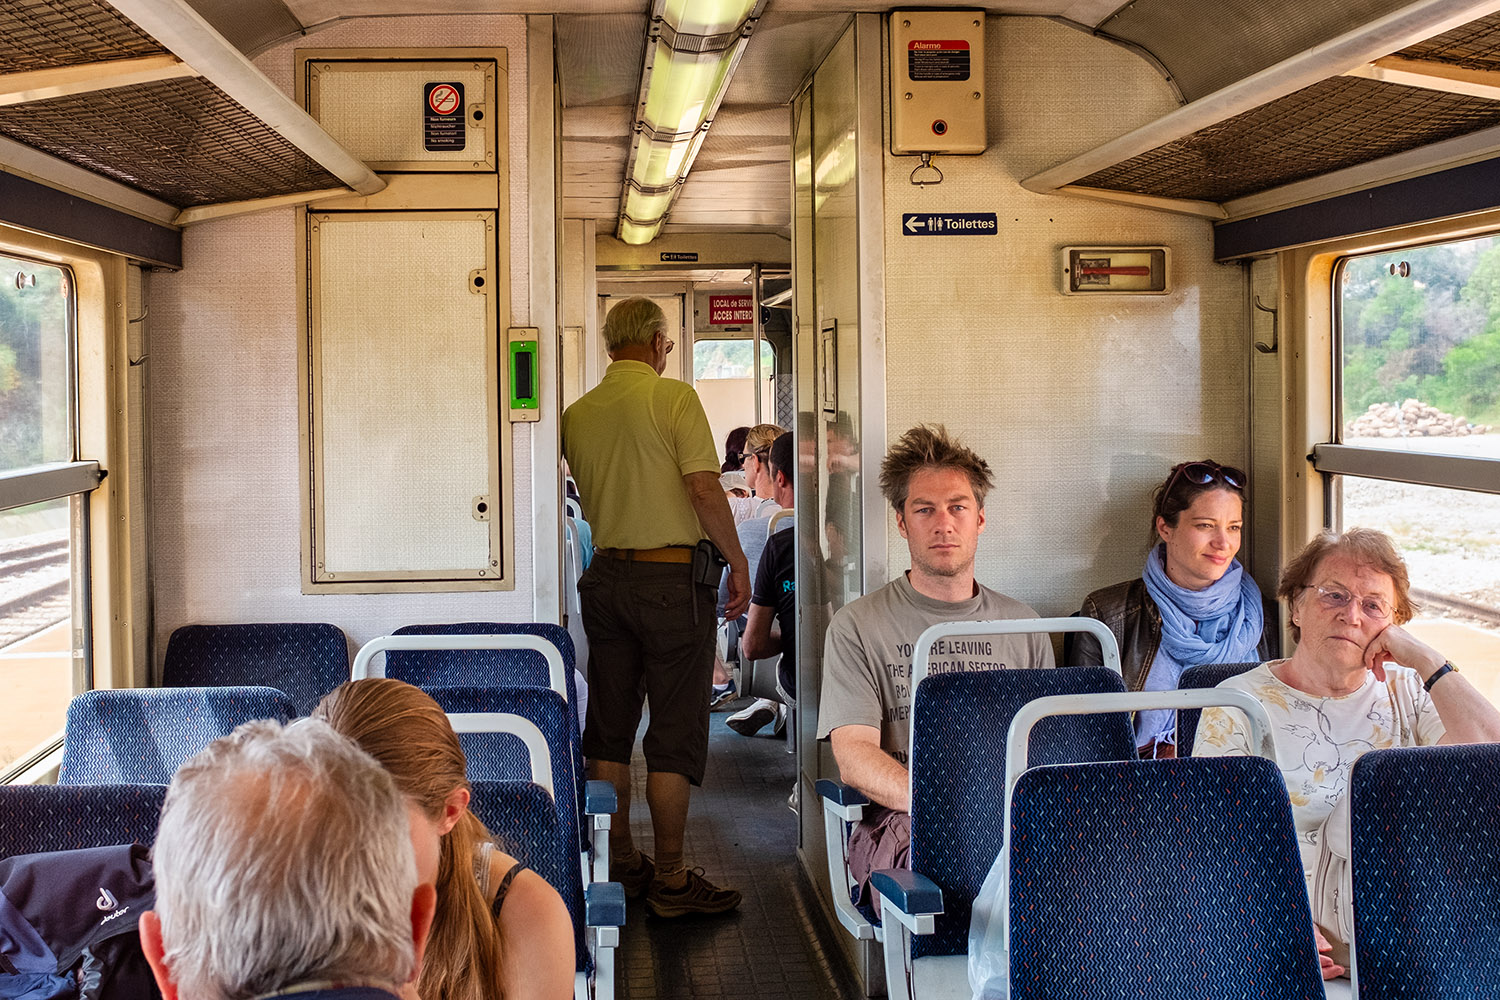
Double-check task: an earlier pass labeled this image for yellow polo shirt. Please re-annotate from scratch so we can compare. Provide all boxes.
[562,360,721,549]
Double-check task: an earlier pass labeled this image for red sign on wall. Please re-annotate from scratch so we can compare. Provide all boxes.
[709,294,754,325]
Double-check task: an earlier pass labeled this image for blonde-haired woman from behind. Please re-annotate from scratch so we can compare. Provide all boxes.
[315,678,574,1000]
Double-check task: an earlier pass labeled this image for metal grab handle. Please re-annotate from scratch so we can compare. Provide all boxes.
[446,711,554,799]
[1004,688,1278,801]
[352,633,568,698]
[910,617,1120,689]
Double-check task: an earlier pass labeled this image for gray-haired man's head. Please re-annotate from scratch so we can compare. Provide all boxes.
[141,718,436,1000]
[603,297,673,373]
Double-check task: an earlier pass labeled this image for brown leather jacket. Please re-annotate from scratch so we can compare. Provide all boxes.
[1062,577,1275,692]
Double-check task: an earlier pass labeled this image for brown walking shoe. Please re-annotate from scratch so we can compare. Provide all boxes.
[613,850,655,899]
[645,867,742,917]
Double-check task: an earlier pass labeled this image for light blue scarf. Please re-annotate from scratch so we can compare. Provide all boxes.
[1137,543,1265,747]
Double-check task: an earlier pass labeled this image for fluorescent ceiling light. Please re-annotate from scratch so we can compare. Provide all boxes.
[662,0,757,36]
[642,47,737,137]
[616,0,766,245]
[630,133,703,189]
[622,187,677,222]
[618,218,664,245]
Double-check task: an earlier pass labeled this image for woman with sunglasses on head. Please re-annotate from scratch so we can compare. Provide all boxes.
[1065,460,1271,758]
[1195,528,1500,979]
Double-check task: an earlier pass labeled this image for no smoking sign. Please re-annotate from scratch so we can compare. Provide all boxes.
[423,81,466,152]
[428,83,460,114]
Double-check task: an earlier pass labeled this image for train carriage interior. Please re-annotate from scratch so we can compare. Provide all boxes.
[3,0,1500,997]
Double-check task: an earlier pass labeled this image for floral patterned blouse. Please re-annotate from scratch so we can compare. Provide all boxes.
[1194,660,1445,880]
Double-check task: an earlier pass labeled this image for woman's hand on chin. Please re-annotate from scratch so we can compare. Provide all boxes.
[1362,624,1445,683]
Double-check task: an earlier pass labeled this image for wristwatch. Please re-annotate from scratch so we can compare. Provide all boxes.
[1424,660,1459,692]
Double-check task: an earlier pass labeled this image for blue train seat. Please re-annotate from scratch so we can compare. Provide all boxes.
[0,784,167,858]
[162,622,350,716]
[816,618,1131,985]
[471,779,624,1000]
[428,685,617,883]
[357,623,583,730]
[1350,744,1500,1000]
[58,686,296,785]
[1176,660,1261,755]
[1006,754,1326,1000]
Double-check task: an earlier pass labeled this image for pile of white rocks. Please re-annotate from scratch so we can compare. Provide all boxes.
[1346,399,1491,438]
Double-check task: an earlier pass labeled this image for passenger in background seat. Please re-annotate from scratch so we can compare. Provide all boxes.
[139,719,437,1000]
[714,426,788,705]
[816,424,1054,910]
[316,679,573,1000]
[728,422,786,523]
[720,425,749,474]
[729,430,797,737]
[562,296,751,918]
[1065,460,1270,758]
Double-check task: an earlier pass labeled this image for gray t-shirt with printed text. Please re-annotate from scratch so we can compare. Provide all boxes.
[816,573,1055,764]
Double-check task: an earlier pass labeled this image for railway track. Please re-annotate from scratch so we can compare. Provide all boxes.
[1412,588,1500,628]
[0,535,69,636]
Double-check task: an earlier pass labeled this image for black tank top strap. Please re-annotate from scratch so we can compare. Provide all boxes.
[490,860,526,918]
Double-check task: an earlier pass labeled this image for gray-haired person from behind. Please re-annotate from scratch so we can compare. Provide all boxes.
[140,718,438,1000]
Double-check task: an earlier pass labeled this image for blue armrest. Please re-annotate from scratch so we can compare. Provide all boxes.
[585,881,627,927]
[870,869,943,917]
[585,779,618,814]
[816,779,870,807]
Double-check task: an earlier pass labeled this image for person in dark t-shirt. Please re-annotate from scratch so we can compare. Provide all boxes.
[729,431,796,736]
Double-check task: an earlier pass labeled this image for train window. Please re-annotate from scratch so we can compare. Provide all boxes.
[1329,233,1500,706]
[693,338,775,381]
[1339,236,1500,457]
[0,255,85,775]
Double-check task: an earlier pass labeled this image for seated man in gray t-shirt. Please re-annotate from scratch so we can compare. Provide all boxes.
[816,424,1054,908]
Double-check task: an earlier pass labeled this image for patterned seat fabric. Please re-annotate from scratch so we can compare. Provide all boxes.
[163,623,350,716]
[59,686,297,785]
[909,667,1134,958]
[469,779,588,973]
[1008,756,1325,1000]
[1176,661,1260,755]
[0,784,167,858]
[427,686,588,853]
[389,623,580,730]
[1351,744,1500,999]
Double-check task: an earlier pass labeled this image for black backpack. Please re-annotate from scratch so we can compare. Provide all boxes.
[0,844,162,1000]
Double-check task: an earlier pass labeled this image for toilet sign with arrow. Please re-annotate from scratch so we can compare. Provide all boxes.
[902,212,997,235]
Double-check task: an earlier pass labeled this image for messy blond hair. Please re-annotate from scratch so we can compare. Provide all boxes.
[878,424,994,514]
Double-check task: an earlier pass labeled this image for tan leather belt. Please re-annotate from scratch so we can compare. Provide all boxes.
[594,546,694,564]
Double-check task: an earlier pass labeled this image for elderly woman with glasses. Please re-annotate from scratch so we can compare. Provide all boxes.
[1066,460,1271,757]
[1195,527,1500,977]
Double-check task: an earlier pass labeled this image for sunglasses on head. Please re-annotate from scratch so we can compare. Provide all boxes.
[1165,461,1246,496]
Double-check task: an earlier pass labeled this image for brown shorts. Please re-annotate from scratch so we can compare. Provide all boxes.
[577,554,717,784]
[848,805,912,914]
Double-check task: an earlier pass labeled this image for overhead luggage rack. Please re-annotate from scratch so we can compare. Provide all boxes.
[1025,0,1500,242]
[0,0,382,261]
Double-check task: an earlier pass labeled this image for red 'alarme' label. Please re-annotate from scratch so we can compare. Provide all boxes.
[908,40,970,81]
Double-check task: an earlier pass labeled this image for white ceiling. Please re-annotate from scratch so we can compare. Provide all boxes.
[556,8,859,235]
[227,0,1136,236]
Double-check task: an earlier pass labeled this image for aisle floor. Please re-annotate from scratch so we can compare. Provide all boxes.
[613,703,860,1000]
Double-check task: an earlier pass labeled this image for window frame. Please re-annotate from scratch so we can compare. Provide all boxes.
[1320,238,1500,500]
[0,245,103,782]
